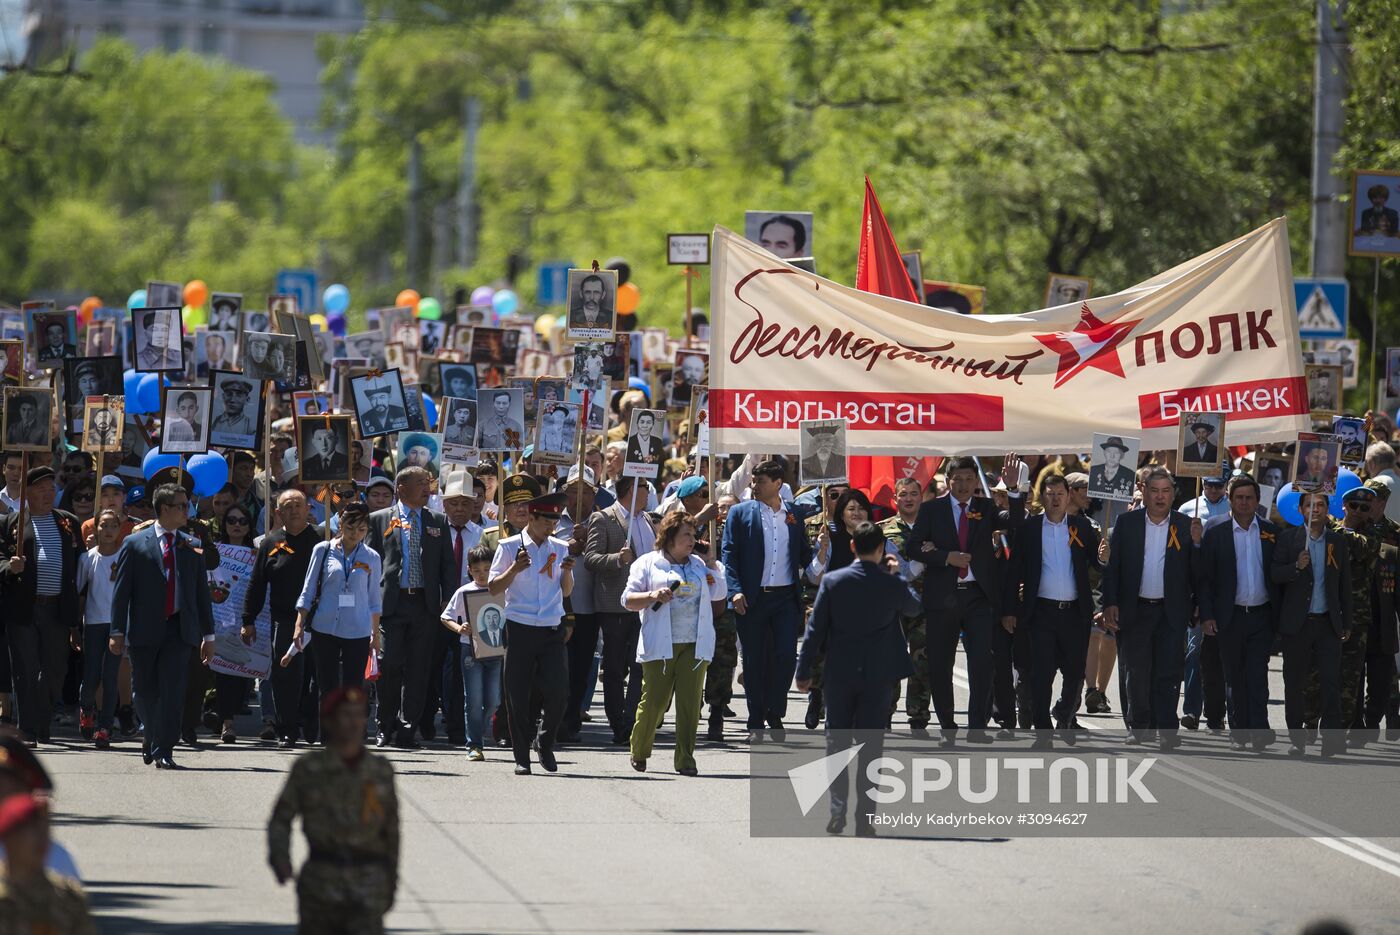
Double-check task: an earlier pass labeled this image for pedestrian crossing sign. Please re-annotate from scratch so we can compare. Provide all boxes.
[1293,278,1349,339]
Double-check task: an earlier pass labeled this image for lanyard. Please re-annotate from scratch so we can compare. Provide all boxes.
[339,542,362,593]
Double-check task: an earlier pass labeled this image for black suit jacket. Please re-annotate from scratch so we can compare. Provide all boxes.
[1002,512,1102,626]
[110,524,216,647]
[905,494,1024,613]
[0,510,82,629]
[1101,509,1196,630]
[796,560,919,692]
[1271,525,1352,638]
[368,505,457,617]
[1196,515,1279,631]
[1182,441,1219,464]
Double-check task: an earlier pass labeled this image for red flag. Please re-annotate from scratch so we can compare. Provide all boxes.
[849,177,934,508]
[855,176,919,303]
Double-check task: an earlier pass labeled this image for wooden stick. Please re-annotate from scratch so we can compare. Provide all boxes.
[624,477,640,551]
[684,265,694,345]
[263,381,274,533]
[496,457,504,531]
[575,388,590,523]
[14,452,26,559]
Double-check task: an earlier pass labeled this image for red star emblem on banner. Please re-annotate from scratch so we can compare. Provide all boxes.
[1033,304,1140,388]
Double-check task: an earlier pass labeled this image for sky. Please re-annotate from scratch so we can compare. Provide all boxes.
[0,0,24,66]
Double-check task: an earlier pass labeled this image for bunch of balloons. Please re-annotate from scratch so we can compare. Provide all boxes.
[322,283,351,336]
[1273,468,1362,525]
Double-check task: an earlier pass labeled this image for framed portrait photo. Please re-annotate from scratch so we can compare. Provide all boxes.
[517,348,550,379]
[292,390,332,418]
[565,268,618,341]
[1176,412,1227,479]
[209,370,264,450]
[566,378,609,434]
[346,331,387,369]
[376,306,414,345]
[84,319,117,358]
[115,412,151,482]
[651,364,674,413]
[201,329,236,375]
[82,396,124,454]
[397,431,444,478]
[0,340,22,387]
[241,332,297,384]
[1254,451,1293,492]
[469,326,520,367]
[418,319,447,356]
[30,307,77,371]
[464,590,506,660]
[533,377,567,411]
[1385,348,1400,402]
[1294,432,1342,494]
[131,307,185,373]
[475,386,526,452]
[298,414,355,484]
[438,361,479,401]
[533,400,581,467]
[145,280,182,310]
[1332,415,1368,466]
[351,368,411,439]
[274,309,324,383]
[670,349,708,409]
[159,385,213,455]
[571,343,607,392]
[798,418,848,487]
[1305,363,1343,416]
[209,292,242,333]
[440,396,480,466]
[744,210,813,262]
[1045,274,1093,308]
[416,355,445,400]
[623,408,666,479]
[1087,433,1140,502]
[1348,170,1400,259]
[2,386,54,452]
[689,385,710,458]
[900,251,926,304]
[64,355,123,430]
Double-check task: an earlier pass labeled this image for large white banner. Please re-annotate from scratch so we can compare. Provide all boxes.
[209,543,272,679]
[710,219,1309,455]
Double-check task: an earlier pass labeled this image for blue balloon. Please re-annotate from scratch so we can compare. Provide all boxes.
[187,452,229,497]
[131,372,162,414]
[123,369,142,399]
[491,289,519,317]
[326,311,349,337]
[421,392,437,430]
[1328,467,1362,518]
[143,448,181,481]
[127,289,147,310]
[1275,482,1303,527]
[323,283,351,315]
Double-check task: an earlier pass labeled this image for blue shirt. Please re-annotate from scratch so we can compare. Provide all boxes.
[297,540,383,639]
[1307,530,1328,614]
[31,514,64,596]
[397,503,422,589]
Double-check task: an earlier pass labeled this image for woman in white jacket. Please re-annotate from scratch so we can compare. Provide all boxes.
[623,511,728,775]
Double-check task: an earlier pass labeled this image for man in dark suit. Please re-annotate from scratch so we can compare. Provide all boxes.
[0,466,82,746]
[1000,473,1103,749]
[1272,488,1352,757]
[1181,421,1219,464]
[721,458,814,742]
[302,426,349,479]
[1197,475,1279,751]
[110,479,215,768]
[796,522,919,836]
[1101,467,1201,749]
[366,465,457,748]
[904,454,1024,747]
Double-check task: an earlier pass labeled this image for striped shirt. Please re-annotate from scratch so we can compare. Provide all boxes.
[31,513,64,596]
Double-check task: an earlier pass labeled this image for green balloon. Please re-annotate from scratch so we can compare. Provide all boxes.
[417,297,442,320]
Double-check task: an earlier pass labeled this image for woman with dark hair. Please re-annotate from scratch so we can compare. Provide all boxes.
[58,480,96,525]
[294,502,383,703]
[622,511,728,775]
[210,504,257,743]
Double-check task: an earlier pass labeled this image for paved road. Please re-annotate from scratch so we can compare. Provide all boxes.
[40,650,1400,934]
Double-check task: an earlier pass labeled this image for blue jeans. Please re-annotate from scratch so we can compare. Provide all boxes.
[80,626,120,730]
[461,654,503,750]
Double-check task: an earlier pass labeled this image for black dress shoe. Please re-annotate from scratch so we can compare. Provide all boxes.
[392,732,420,750]
[826,815,846,835]
[767,720,786,743]
[938,734,956,749]
[745,730,765,744]
[995,728,1016,741]
[706,713,725,742]
[965,729,993,744]
[804,690,823,730]
[677,766,698,777]
[1124,730,1144,745]
[1031,735,1055,751]
[1287,743,1306,757]
[1180,714,1200,731]
[155,757,184,770]
[375,734,390,748]
[142,741,154,765]
[514,763,532,775]
[537,746,558,772]
[181,729,199,748]
[1159,732,1182,751]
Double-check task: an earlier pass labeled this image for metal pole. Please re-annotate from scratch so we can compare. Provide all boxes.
[684,266,694,344]
[1371,258,1382,413]
[457,96,481,270]
[1309,0,1348,280]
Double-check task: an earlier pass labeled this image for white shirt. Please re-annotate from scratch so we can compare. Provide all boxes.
[0,486,19,514]
[1139,514,1169,599]
[155,521,216,642]
[1038,514,1076,601]
[949,499,976,584]
[487,532,571,627]
[448,521,483,587]
[758,500,793,587]
[1231,517,1268,607]
[616,502,656,557]
[77,547,119,626]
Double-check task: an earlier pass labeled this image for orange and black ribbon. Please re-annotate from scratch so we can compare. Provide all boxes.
[270,541,295,557]
[1327,543,1338,569]
[1067,525,1084,549]
[1260,530,1276,543]
[361,782,385,824]
[1168,525,1182,551]
[540,551,557,578]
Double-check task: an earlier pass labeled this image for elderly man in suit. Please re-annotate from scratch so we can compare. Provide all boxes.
[904,454,1025,747]
[1197,475,1279,752]
[797,521,919,836]
[109,479,215,769]
[1181,421,1219,464]
[584,474,654,744]
[722,459,814,742]
[1102,467,1202,749]
[366,465,457,748]
[1000,473,1103,749]
[1273,488,1353,757]
[0,467,83,747]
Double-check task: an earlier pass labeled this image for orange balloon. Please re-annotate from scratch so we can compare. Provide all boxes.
[184,279,209,308]
[617,281,640,315]
[79,296,101,321]
[396,288,421,311]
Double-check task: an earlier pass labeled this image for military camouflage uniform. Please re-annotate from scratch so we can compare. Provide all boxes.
[0,870,95,935]
[882,513,930,726]
[268,748,400,934]
[1304,521,1375,729]
[704,607,739,709]
[799,512,830,700]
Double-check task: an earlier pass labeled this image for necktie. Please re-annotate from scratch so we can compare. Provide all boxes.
[956,502,970,580]
[406,512,420,585]
[453,526,465,580]
[163,532,176,616]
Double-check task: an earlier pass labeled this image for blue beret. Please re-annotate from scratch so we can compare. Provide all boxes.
[677,476,706,498]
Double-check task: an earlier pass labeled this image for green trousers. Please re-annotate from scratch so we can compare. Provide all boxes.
[630,642,709,770]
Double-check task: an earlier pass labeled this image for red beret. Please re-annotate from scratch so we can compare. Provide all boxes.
[0,737,52,791]
[0,793,41,837]
[320,685,368,719]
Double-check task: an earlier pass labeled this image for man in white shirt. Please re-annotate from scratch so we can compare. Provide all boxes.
[489,490,575,775]
[0,451,24,514]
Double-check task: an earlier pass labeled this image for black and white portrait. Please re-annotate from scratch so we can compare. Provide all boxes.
[0,341,22,387]
[534,377,566,413]
[240,310,271,349]
[1333,416,1367,465]
[210,370,262,450]
[416,356,444,400]
[439,362,479,402]
[64,355,122,429]
[440,397,479,465]
[209,293,242,332]
[1254,452,1292,492]
[145,280,182,310]
[565,268,617,341]
[115,412,151,481]
[351,369,411,439]
[571,343,607,392]
[1045,274,1093,308]
[275,309,323,383]
[84,319,117,358]
[32,310,77,370]
[298,415,354,483]
[82,397,124,453]
[377,306,413,345]
[568,379,608,433]
[3,387,52,451]
[1087,433,1140,502]
[241,332,296,384]
[202,331,235,375]
[159,386,213,455]
[1176,412,1227,479]
[475,387,526,452]
[670,350,708,409]
[798,419,848,487]
[517,348,550,379]
[131,307,184,373]
[1305,364,1342,415]
[744,210,813,261]
[533,401,580,466]
[293,391,331,417]
[418,319,447,356]
[466,591,506,659]
[623,408,666,479]
[651,365,674,413]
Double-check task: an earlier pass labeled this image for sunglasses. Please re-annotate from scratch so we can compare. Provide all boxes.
[1345,501,1369,510]
[225,516,250,525]
[75,492,95,501]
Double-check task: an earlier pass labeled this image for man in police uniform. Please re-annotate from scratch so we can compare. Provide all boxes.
[269,685,399,933]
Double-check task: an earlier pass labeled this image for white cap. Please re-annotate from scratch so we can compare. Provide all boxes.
[279,447,299,483]
[440,467,475,500]
[565,465,598,489]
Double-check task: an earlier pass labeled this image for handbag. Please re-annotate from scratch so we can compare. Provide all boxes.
[306,547,330,619]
